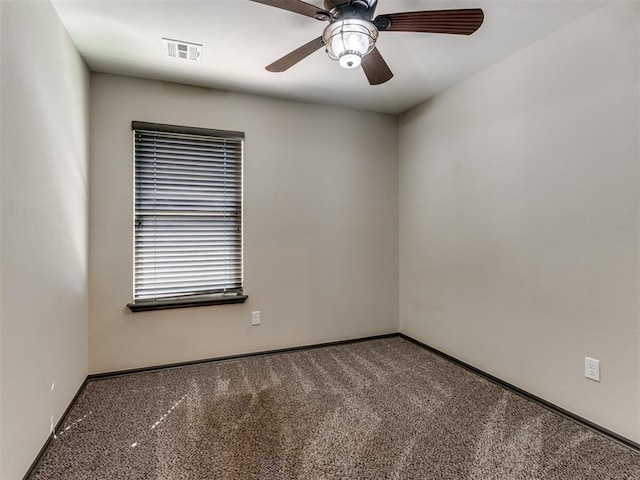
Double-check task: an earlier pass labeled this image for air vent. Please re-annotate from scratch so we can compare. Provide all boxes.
[162,38,202,62]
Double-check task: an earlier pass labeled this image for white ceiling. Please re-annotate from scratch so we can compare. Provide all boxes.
[51,0,605,114]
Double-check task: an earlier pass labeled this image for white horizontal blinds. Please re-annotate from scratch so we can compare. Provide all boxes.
[133,122,243,302]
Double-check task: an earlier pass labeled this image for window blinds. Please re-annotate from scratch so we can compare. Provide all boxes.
[132,122,244,303]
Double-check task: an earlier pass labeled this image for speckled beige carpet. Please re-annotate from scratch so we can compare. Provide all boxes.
[32,337,640,479]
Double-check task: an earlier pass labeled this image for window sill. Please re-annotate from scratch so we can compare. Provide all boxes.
[127,294,248,312]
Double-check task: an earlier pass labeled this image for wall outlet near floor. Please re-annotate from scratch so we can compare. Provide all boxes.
[251,311,261,326]
[584,357,600,382]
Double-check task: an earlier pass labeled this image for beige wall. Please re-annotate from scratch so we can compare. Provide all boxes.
[89,73,398,374]
[0,1,90,478]
[399,3,640,443]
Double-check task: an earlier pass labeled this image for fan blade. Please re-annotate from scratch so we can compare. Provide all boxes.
[266,36,325,72]
[374,8,484,35]
[361,47,393,85]
[249,0,331,20]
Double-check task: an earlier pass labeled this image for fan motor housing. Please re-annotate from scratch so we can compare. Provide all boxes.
[323,0,351,10]
[325,0,377,21]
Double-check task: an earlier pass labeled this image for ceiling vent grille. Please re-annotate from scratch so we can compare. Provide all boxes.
[162,38,202,63]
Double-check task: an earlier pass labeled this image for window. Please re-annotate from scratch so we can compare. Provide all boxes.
[128,121,247,312]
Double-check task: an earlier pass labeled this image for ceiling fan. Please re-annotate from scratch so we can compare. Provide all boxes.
[249,0,484,85]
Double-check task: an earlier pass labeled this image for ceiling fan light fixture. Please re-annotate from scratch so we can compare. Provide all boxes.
[322,19,378,69]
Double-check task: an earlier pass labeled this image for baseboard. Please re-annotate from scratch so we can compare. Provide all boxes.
[398,332,640,452]
[23,376,89,480]
[88,332,399,380]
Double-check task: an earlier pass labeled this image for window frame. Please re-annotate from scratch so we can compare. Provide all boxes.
[127,121,247,312]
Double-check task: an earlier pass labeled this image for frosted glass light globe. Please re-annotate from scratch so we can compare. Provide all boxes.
[323,19,378,69]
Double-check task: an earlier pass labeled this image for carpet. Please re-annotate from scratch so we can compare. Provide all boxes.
[32,337,640,479]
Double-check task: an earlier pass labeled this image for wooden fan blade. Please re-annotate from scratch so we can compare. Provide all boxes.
[361,47,393,85]
[249,0,331,20]
[266,36,325,72]
[374,8,484,35]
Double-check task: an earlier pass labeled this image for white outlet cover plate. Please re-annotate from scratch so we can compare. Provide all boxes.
[251,311,260,326]
[585,357,600,382]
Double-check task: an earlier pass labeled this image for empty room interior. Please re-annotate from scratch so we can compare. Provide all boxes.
[1,0,640,478]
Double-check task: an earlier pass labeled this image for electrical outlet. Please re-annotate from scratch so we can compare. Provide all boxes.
[585,357,600,382]
[251,311,261,326]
